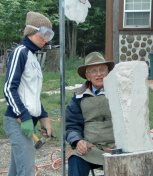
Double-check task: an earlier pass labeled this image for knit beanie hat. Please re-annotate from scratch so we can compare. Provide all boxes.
[24,11,52,37]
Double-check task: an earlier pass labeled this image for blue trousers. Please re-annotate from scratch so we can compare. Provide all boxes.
[3,116,35,176]
[68,155,102,176]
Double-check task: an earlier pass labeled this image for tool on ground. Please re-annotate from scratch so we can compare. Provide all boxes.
[105,148,123,155]
[17,118,46,150]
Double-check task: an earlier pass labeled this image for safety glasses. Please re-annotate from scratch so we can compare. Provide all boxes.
[27,25,54,41]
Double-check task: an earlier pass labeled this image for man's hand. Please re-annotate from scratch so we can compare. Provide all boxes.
[39,117,53,138]
[21,119,34,138]
[76,140,88,155]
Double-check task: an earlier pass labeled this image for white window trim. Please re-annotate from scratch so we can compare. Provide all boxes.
[123,0,152,28]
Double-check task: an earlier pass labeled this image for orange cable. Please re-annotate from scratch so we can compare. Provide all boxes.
[1,119,152,175]
[0,119,61,175]
[50,118,60,122]
[0,148,72,175]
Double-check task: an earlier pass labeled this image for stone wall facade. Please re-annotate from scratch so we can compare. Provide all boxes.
[119,34,153,66]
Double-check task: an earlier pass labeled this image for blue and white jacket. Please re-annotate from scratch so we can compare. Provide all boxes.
[4,37,48,122]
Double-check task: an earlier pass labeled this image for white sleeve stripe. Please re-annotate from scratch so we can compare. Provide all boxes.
[4,46,23,115]
[4,45,25,115]
[7,45,24,81]
[4,45,26,115]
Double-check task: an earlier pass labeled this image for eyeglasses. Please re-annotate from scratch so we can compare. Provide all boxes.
[27,25,54,41]
[86,67,108,75]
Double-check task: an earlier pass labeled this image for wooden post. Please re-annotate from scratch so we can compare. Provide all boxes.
[45,48,60,72]
[103,150,153,176]
[105,0,113,61]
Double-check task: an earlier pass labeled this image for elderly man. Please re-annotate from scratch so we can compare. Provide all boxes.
[66,52,115,176]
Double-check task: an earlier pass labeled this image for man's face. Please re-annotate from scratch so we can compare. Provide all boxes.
[85,64,109,89]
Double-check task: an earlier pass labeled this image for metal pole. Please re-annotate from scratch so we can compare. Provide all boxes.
[59,0,66,176]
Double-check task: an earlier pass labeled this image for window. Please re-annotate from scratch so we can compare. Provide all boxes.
[123,0,152,28]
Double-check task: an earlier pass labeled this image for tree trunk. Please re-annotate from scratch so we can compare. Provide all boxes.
[103,150,153,176]
[67,20,71,55]
[66,21,77,58]
[71,22,77,57]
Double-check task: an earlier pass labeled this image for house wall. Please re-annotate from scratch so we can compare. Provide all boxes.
[106,0,153,67]
[119,31,153,66]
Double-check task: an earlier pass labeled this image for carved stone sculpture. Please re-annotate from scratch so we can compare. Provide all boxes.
[104,61,153,152]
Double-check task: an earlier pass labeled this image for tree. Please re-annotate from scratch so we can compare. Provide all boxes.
[0,0,106,60]
[0,0,59,72]
[65,0,106,58]
[77,0,106,56]
[66,20,77,58]
[0,0,58,48]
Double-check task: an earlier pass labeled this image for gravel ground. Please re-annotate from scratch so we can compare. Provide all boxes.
[0,138,63,176]
[0,138,103,176]
[0,83,152,176]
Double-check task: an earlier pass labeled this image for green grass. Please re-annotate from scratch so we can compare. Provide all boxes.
[0,58,84,139]
[0,102,7,137]
[42,57,84,91]
[149,88,153,128]
[0,74,5,99]
[0,58,153,139]
[42,72,60,91]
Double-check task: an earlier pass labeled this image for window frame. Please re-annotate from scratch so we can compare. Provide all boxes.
[119,0,153,30]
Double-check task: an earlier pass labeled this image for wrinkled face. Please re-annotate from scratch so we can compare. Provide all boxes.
[85,64,109,89]
[28,32,49,48]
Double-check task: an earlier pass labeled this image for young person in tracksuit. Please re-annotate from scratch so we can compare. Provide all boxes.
[66,52,115,176]
[3,11,54,176]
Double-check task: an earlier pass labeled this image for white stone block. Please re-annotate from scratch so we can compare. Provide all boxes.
[104,61,153,152]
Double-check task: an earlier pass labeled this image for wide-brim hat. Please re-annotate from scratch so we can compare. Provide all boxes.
[78,52,114,79]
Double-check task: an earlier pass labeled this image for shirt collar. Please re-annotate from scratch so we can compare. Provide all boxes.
[92,85,105,95]
[22,37,41,53]
[92,85,98,95]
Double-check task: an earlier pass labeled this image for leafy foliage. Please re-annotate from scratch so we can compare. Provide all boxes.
[76,0,106,55]
[0,59,153,137]
[64,0,106,57]
[0,0,59,47]
[0,0,106,57]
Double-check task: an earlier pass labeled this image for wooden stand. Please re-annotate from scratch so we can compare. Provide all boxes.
[45,48,60,72]
[103,149,153,176]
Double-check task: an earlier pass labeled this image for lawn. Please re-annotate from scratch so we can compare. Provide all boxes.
[149,88,153,128]
[0,58,153,139]
[0,57,84,138]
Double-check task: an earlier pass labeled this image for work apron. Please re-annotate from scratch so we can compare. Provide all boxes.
[70,95,115,165]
